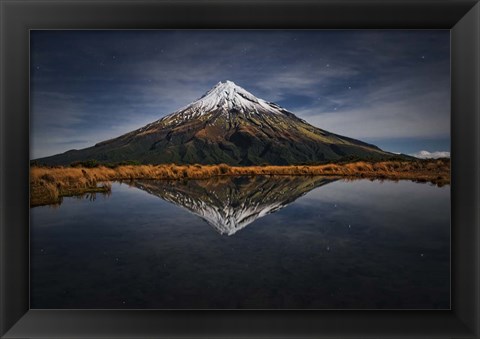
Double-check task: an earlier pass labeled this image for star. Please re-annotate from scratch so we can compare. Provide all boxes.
[421,55,425,59]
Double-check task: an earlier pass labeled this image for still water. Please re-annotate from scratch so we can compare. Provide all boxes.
[30,176,450,309]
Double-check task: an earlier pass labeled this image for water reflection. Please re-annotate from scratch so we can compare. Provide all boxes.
[134,176,335,235]
[31,178,450,309]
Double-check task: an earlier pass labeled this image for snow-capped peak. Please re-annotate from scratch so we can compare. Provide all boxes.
[192,80,280,113]
[167,80,288,120]
[202,80,255,101]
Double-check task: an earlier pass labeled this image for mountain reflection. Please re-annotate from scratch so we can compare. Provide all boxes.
[134,176,335,235]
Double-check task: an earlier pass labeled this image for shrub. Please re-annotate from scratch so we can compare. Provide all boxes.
[218,163,230,174]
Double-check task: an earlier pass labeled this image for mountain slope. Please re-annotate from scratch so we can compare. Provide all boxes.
[36,80,394,166]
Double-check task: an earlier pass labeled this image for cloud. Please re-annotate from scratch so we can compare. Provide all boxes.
[410,150,450,159]
[253,64,358,102]
[300,87,449,139]
[294,58,450,140]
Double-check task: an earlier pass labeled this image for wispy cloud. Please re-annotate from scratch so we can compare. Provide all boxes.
[410,150,450,159]
[302,77,450,139]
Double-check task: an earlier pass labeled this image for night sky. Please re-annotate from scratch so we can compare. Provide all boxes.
[31,30,450,159]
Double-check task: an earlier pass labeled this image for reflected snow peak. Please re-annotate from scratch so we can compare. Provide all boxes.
[134,175,335,235]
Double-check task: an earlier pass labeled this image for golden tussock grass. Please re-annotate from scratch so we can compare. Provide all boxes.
[30,159,450,207]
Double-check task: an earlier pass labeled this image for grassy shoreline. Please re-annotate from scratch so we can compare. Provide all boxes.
[30,159,450,207]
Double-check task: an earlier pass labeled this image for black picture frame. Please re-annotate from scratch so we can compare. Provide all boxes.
[1,0,479,337]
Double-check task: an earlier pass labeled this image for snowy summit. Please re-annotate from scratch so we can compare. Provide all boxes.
[192,80,283,114]
[161,80,289,124]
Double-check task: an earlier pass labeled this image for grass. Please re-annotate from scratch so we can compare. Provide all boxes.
[30,167,112,207]
[30,158,450,207]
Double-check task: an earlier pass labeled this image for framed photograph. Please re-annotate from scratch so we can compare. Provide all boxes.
[1,0,479,338]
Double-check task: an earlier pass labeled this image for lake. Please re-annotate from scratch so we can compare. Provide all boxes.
[30,176,450,309]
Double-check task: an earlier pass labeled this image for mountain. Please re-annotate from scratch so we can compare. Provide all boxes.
[36,80,394,166]
[134,176,335,235]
